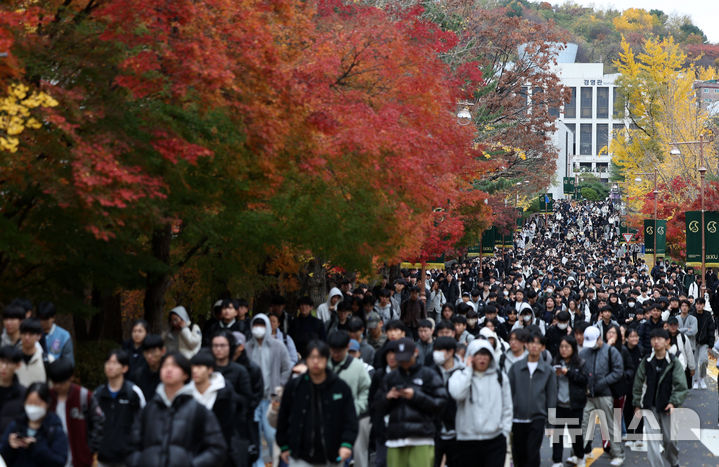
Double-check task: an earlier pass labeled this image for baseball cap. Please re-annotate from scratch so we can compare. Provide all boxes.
[366,312,381,329]
[394,338,416,362]
[349,339,361,352]
[583,326,600,349]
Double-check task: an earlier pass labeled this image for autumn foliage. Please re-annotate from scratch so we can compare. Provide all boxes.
[0,0,491,326]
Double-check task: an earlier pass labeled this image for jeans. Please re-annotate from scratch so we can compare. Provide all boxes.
[582,395,624,459]
[644,408,679,467]
[254,399,276,467]
[694,344,708,381]
[354,417,371,467]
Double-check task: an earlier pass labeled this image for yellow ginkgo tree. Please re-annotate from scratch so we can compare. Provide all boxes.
[610,36,718,212]
[0,83,57,153]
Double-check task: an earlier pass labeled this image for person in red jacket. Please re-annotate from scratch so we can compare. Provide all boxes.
[47,359,104,467]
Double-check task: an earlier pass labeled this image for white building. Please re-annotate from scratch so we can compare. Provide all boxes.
[546,46,625,198]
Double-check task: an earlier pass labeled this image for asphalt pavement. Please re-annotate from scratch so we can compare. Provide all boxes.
[539,358,719,466]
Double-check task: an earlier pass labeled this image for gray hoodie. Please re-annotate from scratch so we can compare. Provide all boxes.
[449,340,513,440]
[246,314,292,399]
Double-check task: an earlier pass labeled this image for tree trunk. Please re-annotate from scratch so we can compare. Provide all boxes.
[305,258,326,307]
[143,224,172,333]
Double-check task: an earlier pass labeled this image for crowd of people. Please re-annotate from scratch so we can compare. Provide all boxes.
[0,199,718,467]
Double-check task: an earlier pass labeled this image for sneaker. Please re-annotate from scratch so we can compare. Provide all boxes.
[693,381,700,389]
[624,440,635,448]
[575,459,585,467]
[551,463,563,467]
[609,457,624,466]
[701,379,708,389]
[566,455,579,464]
[634,440,644,448]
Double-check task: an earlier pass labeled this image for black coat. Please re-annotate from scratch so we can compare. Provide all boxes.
[692,310,715,347]
[276,370,358,464]
[93,381,144,463]
[127,391,227,467]
[209,383,248,467]
[130,362,160,401]
[553,357,589,410]
[375,363,448,440]
[215,362,252,420]
[0,377,25,435]
[288,315,326,358]
[639,318,665,355]
[0,412,68,467]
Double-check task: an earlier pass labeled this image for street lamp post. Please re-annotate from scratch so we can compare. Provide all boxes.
[669,134,714,287]
[635,168,659,266]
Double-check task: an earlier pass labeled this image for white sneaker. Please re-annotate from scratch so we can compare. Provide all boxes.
[551,463,563,467]
[624,440,635,448]
[566,455,579,464]
[575,459,586,467]
[701,379,708,389]
[693,381,700,389]
[609,457,624,466]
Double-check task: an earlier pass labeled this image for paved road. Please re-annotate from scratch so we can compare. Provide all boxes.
[540,360,719,466]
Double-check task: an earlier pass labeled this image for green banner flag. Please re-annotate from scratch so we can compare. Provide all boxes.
[686,211,702,266]
[538,193,554,211]
[644,219,666,256]
[493,226,503,247]
[686,211,719,267]
[481,228,495,256]
[563,177,575,194]
[515,208,524,231]
[504,232,514,248]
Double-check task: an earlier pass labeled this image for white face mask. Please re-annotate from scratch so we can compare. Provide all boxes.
[503,291,509,296]
[432,350,447,365]
[557,323,568,330]
[25,405,46,422]
[522,314,532,322]
[628,302,635,308]
[546,288,553,294]
[251,326,266,339]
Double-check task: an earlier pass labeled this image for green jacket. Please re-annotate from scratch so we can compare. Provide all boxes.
[632,352,688,410]
[329,354,371,417]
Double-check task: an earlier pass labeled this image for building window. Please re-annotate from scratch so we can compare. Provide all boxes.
[613,88,624,118]
[565,123,576,155]
[580,124,592,155]
[596,163,609,173]
[579,162,592,172]
[596,124,608,155]
[597,87,609,118]
[581,87,592,118]
[704,89,709,93]
[565,88,576,118]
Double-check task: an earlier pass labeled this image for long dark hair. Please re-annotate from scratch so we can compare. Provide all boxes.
[606,324,623,351]
[553,335,581,367]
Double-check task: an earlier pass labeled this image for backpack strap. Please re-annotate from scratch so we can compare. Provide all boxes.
[335,355,354,377]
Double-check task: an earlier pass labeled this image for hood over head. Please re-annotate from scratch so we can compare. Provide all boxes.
[251,313,271,330]
[170,306,191,325]
[327,287,343,305]
[466,339,498,372]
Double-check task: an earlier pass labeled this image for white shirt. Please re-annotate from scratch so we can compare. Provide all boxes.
[527,361,538,377]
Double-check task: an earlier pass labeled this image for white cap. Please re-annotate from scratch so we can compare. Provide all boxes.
[583,326,600,349]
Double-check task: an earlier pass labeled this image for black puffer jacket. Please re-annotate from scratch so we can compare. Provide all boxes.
[552,357,589,410]
[276,370,358,464]
[127,386,227,467]
[375,362,448,440]
[0,376,25,435]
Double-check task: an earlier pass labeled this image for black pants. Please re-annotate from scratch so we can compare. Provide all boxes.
[512,419,545,467]
[551,406,584,463]
[435,437,459,467]
[456,435,506,467]
[623,396,643,439]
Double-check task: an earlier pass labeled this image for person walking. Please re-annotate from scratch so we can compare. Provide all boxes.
[507,330,557,467]
[449,339,512,467]
[431,336,464,467]
[127,352,227,466]
[579,326,625,466]
[550,335,588,467]
[632,328,688,467]
[276,340,358,467]
[327,331,371,467]
[376,337,448,467]
[691,297,714,389]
